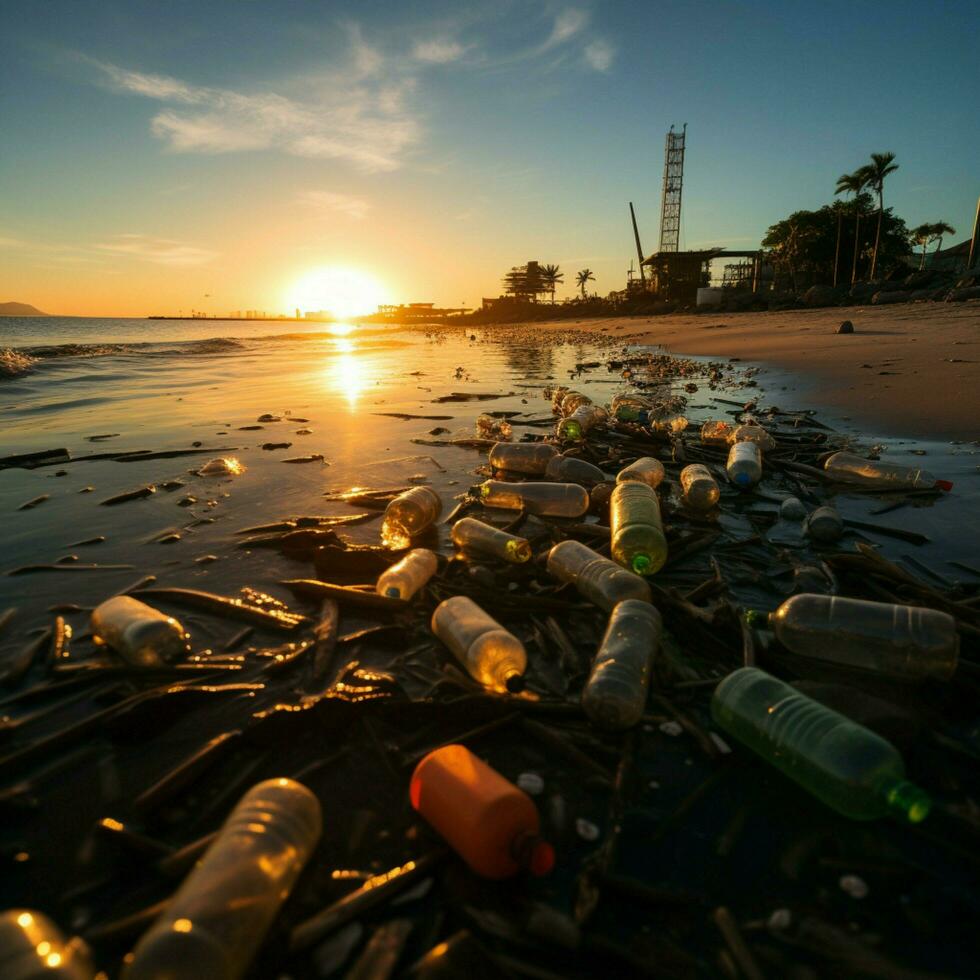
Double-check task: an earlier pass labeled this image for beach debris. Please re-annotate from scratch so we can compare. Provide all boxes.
[779,496,807,520]
[100,485,156,506]
[0,909,94,977]
[727,441,762,488]
[281,454,325,464]
[451,517,532,564]
[86,433,120,441]
[257,414,281,422]
[0,448,70,471]
[7,563,136,576]
[238,425,264,430]
[680,463,720,510]
[261,442,292,450]
[16,494,50,511]
[376,548,438,600]
[382,487,441,547]
[195,457,246,477]
[131,587,305,630]
[489,441,558,475]
[610,482,667,575]
[805,505,844,542]
[837,320,854,334]
[177,495,196,507]
[616,456,666,489]
[479,479,589,518]
[295,427,313,435]
[91,596,191,668]
[411,745,553,879]
[547,540,650,612]
[824,451,952,491]
[433,392,515,402]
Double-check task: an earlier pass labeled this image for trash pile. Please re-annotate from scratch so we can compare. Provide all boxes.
[2,349,979,979]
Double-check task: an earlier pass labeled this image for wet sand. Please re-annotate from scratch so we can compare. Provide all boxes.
[529,303,980,441]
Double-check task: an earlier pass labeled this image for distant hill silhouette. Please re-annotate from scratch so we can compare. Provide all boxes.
[0,302,48,316]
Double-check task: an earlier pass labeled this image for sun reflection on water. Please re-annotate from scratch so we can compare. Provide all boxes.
[324,333,370,409]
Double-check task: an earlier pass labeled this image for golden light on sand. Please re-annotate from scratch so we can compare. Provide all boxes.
[287,266,390,320]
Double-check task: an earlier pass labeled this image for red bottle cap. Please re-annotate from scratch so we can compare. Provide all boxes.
[934,480,953,492]
[529,840,556,877]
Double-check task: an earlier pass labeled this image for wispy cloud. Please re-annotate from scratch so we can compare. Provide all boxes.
[413,39,468,64]
[543,9,589,50]
[93,234,218,266]
[298,190,372,221]
[584,39,614,71]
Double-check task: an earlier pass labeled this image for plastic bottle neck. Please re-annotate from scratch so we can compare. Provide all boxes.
[504,669,525,694]
[883,779,931,823]
[743,609,771,629]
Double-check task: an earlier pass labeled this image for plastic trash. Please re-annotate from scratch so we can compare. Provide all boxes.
[544,454,606,485]
[122,778,322,980]
[558,391,592,415]
[381,487,442,547]
[0,910,94,979]
[730,423,776,451]
[197,457,245,477]
[557,404,605,441]
[823,451,953,491]
[91,596,190,668]
[754,593,958,681]
[712,667,931,822]
[700,420,733,445]
[546,540,651,612]
[488,442,557,476]
[476,415,512,440]
[610,393,653,421]
[478,480,589,518]
[451,517,531,564]
[680,464,720,510]
[582,599,662,730]
[610,482,668,576]
[806,505,844,542]
[779,496,807,520]
[410,744,554,879]
[615,457,665,489]
[726,441,762,489]
[431,596,526,693]
[375,549,438,600]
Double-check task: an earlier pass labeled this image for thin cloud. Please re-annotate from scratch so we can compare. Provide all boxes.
[298,190,372,221]
[584,40,614,71]
[94,234,218,266]
[543,9,588,50]
[413,39,468,64]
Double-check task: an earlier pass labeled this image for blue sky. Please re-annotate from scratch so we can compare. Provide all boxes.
[1,0,977,315]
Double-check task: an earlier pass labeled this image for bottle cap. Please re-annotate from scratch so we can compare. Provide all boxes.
[504,671,525,694]
[631,554,651,575]
[512,832,555,877]
[743,609,770,628]
[934,480,953,492]
[886,780,931,824]
[385,587,401,598]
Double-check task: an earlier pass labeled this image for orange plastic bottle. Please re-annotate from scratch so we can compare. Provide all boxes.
[410,745,554,880]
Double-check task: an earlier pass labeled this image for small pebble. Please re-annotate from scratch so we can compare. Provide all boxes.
[659,721,683,737]
[195,555,218,564]
[177,496,197,507]
[768,908,793,931]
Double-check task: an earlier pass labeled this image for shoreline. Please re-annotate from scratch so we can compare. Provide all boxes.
[516,303,980,442]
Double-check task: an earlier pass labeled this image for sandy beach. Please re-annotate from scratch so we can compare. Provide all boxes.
[530,302,980,441]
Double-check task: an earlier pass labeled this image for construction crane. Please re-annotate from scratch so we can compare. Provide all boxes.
[658,124,686,253]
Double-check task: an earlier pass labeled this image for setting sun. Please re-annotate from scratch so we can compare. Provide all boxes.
[287,266,391,320]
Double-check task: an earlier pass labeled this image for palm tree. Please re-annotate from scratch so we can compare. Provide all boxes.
[836,169,868,285]
[910,223,933,270]
[832,172,861,286]
[863,152,899,280]
[540,264,564,304]
[930,220,956,260]
[576,268,595,298]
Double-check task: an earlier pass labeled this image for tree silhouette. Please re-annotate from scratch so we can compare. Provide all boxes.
[911,223,933,270]
[863,152,899,280]
[575,269,595,298]
[930,220,956,259]
[836,169,869,285]
[540,264,564,304]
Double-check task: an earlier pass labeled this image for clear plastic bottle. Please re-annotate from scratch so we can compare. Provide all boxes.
[431,596,526,693]
[559,391,592,415]
[711,667,931,822]
[582,600,662,731]
[381,487,442,547]
[478,480,589,518]
[730,423,776,451]
[615,457,665,489]
[805,506,843,543]
[544,454,606,485]
[451,518,531,564]
[557,404,605,441]
[610,394,652,422]
[610,482,668,576]
[726,441,762,489]
[762,593,958,681]
[410,745,554,880]
[823,451,952,491]
[700,420,733,446]
[375,548,438,599]
[680,464,720,510]
[91,596,190,668]
[0,910,94,979]
[546,540,651,612]
[489,442,557,476]
[122,778,322,980]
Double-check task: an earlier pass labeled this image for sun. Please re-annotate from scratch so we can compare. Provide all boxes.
[287,266,391,320]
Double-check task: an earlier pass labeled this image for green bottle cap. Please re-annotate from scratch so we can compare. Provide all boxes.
[885,780,931,824]
[743,608,771,628]
[632,554,651,575]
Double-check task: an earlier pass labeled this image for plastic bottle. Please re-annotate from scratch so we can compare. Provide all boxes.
[558,391,592,415]
[375,549,438,599]
[823,451,952,491]
[758,593,958,681]
[451,518,531,564]
[122,778,322,980]
[544,454,606,485]
[582,600,662,731]
[680,464,720,510]
[0,910,94,979]
[726,441,762,489]
[91,596,190,668]
[616,457,665,489]
[476,415,512,441]
[488,442,557,476]
[805,506,843,543]
[711,667,931,822]
[557,404,605,441]
[478,480,589,518]
[381,487,442,547]
[431,596,526,693]
[546,540,651,612]
[730,423,776,451]
[610,394,652,421]
[410,745,554,879]
[700,420,733,446]
[610,482,668,576]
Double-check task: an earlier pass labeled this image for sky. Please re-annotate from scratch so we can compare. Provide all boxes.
[1,0,977,317]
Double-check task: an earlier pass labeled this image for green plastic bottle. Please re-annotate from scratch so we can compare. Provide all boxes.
[609,482,668,576]
[711,667,931,823]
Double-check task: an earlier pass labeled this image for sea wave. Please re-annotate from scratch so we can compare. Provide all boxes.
[0,348,36,378]
[172,337,246,354]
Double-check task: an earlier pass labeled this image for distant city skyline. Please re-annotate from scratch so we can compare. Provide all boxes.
[1,0,977,316]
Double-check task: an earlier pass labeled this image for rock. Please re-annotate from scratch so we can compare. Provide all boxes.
[871,290,910,305]
[836,320,854,334]
[780,496,807,520]
[806,505,844,543]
